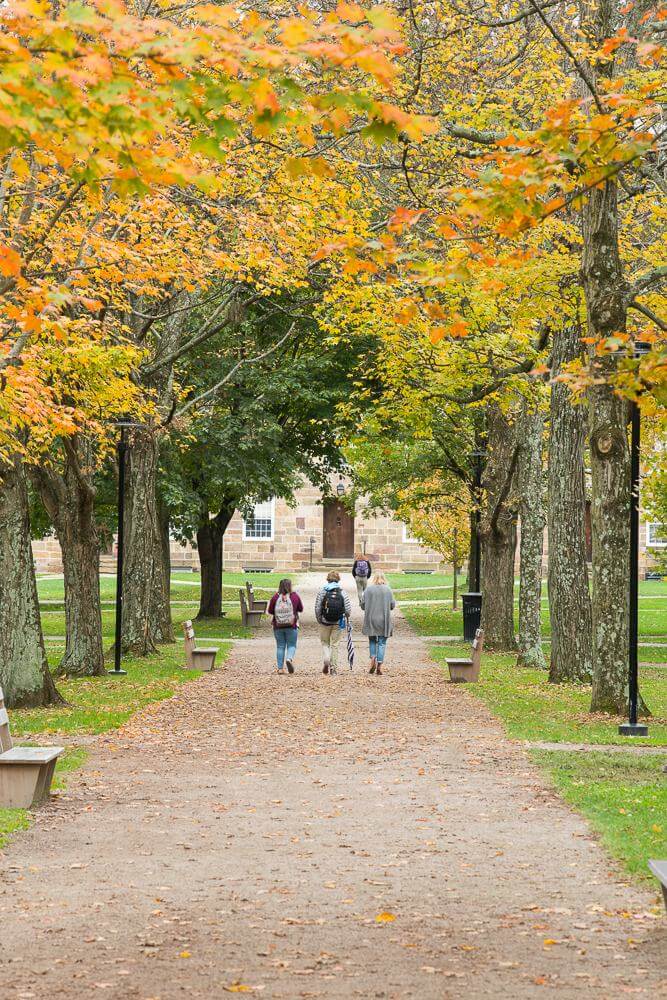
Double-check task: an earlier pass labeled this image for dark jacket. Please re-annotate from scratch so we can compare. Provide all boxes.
[315,582,352,624]
[352,558,372,579]
[268,591,303,628]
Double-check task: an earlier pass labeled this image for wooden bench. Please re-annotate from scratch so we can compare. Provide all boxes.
[0,686,63,809]
[241,565,275,574]
[245,581,268,614]
[182,620,218,671]
[649,860,667,910]
[239,590,264,627]
[446,628,484,683]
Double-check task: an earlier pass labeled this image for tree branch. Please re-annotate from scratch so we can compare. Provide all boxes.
[174,322,296,418]
[526,0,604,113]
[626,266,667,304]
[628,300,667,332]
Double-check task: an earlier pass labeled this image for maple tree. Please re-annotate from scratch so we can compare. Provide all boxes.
[324,0,665,711]
[0,0,415,701]
[403,504,470,609]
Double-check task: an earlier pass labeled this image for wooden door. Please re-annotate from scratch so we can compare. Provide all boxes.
[323,501,354,558]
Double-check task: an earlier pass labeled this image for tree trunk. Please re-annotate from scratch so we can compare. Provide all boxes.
[31,440,105,677]
[196,504,235,619]
[548,325,593,684]
[58,515,103,677]
[0,458,61,707]
[517,403,547,670]
[158,494,171,596]
[122,428,174,654]
[582,175,632,713]
[480,404,519,650]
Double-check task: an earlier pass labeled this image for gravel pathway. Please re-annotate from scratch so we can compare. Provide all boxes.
[1,575,665,999]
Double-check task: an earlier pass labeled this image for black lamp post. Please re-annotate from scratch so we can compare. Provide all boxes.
[107,420,139,677]
[619,341,651,737]
[462,448,486,640]
[472,448,484,593]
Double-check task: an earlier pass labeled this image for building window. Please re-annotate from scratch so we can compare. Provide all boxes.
[243,499,275,541]
[646,522,667,548]
[402,522,419,544]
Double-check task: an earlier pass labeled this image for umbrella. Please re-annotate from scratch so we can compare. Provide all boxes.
[346,619,355,670]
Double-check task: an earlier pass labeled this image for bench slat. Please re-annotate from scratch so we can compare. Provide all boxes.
[0,746,63,764]
[649,859,667,885]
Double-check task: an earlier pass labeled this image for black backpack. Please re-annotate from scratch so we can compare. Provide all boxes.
[321,587,345,624]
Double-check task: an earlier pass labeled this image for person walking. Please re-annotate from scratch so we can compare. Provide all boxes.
[351,552,372,604]
[361,572,395,675]
[315,571,352,675]
[268,579,303,675]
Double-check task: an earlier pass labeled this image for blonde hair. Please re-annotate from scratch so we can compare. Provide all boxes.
[371,572,386,586]
[327,571,341,582]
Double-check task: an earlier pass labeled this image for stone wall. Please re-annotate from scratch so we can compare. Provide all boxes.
[32,535,199,574]
[220,482,442,573]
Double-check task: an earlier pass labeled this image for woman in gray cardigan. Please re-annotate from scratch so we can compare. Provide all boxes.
[360,572,396,675]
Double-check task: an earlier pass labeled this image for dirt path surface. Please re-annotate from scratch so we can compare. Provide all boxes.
[1,575,665,999]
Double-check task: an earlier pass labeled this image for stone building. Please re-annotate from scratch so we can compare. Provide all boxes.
[31,478,664,576]
[220,478,442,573]
[31,477,442,574]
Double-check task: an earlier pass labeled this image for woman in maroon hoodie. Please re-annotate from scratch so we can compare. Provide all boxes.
[267,579,304,674]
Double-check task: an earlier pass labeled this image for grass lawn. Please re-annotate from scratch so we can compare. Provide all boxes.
[429,644,667,747]
[37,570,286,607]
[532,751,667,883]
[40,602,252,644]
[38,571,292,651]
[395,576,667,641]
[0,807,29,849]
[400,586,667,884]
[18,644,220,737]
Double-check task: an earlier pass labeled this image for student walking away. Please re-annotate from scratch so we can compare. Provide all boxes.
[351,553,372,604]
[315,571,352,675]
[268,579,303,674]
[361,572,395,676]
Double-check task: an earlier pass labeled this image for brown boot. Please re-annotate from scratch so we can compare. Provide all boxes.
[376,663,383,675]
[369,657,377,674]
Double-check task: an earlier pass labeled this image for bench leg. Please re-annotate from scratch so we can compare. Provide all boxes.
[0,764,41,809]
[32,759,58,807]
[448,666,474,682]
[192,651,216,672]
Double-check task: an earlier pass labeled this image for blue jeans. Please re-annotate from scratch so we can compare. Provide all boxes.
[369,635,388,664]
[274,627,298,669]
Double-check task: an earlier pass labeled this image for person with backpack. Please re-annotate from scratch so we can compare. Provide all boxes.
[314,571,352,675]
[351,552,372,604]
[267,579,304,675]
[361,572,395,676]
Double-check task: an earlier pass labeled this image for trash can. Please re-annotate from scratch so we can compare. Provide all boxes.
[462,592,482,641]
